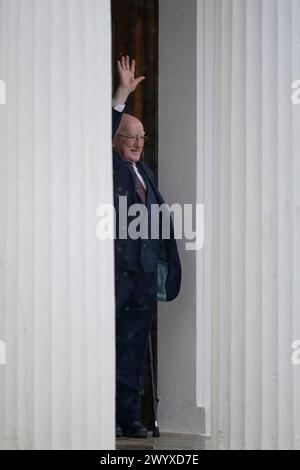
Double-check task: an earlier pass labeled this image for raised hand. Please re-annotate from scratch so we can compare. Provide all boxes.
[117,55,145,92]
[113,55,145,105]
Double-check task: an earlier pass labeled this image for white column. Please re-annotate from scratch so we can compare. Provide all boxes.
[0,0,114,450]
[205,0,300,450]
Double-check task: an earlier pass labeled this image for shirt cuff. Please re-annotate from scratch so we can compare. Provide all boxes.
[112,101,125,112]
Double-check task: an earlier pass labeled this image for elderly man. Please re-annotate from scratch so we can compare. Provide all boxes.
[112,56,181,438]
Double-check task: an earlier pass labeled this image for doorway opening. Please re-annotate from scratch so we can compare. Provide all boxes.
[111,0,159,429]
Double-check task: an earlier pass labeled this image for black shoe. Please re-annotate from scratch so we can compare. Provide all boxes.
[122,420,148,438]
[116,423,123,438]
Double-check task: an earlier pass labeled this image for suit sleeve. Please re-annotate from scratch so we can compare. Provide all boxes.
[112,108,123,139]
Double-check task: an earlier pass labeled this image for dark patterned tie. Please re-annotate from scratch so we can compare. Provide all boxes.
[130,163,147,204]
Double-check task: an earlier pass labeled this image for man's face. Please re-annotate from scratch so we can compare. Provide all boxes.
[113,115,145,163]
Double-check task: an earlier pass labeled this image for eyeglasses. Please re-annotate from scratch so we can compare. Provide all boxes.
[116,133,148,143]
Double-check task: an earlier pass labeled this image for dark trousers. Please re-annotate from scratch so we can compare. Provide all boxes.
[115,267,157,425]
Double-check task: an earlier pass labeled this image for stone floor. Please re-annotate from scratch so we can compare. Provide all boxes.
[116,432,209,450]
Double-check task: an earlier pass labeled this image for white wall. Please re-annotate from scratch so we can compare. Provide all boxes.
[158,0,207,434]
[0,0,115,450]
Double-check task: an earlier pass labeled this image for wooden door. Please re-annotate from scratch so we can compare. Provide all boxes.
[111,0,159,430]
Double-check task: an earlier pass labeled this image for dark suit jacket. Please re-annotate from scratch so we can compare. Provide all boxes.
[112,109,181,301]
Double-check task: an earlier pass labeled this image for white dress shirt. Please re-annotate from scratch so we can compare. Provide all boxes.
[130,162,147,191]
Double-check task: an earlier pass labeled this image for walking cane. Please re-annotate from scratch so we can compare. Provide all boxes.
[148,333,160,437]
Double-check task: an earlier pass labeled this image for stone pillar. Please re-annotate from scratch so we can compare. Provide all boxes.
[208,0,300,450]
[0,0,114,450]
